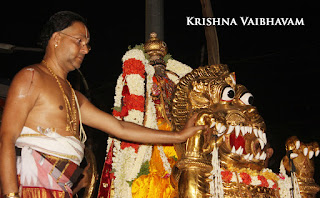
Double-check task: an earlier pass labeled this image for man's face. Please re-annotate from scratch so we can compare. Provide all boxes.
[57,21,90,70]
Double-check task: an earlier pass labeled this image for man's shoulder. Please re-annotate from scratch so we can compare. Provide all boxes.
[13,64,44,83]
[9,64,47,93]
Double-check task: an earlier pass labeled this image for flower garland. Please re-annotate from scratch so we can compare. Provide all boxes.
[210,147,224,197]
[278,160,301,198]
[108,47,192,197]
[221,167,279,190]
[220,163,304,198]
[111,49,153,198]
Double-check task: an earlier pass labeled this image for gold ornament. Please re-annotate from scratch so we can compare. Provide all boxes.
[282,136,320,198]
[144,32,168,58]
[171,64,320,197]
[42,60,77,136]
[171,64,271,197]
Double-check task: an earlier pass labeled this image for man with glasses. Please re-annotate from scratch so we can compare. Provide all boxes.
[0,11,204,198]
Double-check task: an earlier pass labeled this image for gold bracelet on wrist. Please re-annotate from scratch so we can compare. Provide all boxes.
[3,192,20,198]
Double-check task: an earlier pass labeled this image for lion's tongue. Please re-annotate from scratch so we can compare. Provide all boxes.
[230,133,247,154]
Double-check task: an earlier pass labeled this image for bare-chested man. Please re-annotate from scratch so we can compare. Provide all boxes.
[0,11,204,198]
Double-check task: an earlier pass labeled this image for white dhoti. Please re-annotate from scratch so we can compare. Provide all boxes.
[15,126,85,198]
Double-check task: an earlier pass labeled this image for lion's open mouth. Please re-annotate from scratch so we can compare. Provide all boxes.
[212,122,267,161]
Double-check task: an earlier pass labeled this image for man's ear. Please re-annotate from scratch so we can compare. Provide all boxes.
[51,32,61,47]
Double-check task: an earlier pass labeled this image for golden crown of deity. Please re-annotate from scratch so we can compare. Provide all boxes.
[144,32,168,57]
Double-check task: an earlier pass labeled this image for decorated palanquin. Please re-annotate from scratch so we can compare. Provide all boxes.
[170,64,320,197]
[98,33,193,198]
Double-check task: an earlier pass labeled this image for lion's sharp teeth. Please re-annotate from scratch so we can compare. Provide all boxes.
[303,148,308,156]
[227,125,234,134]
[255,152,260,159]
[315,150,320,157]
[258,129,263,139]
[253,128,258,137]
[290,153,298,159]
[249,154,254,160]
[231,146,236,153]
[235,125,240,137]
[236,146,241,155]
[309,151,314,159]
[216,123,222,131]
[210,122,216,128]
[259,139,265,150]
[240,126,246,136]
[262,133,267,144]
[244,153,250,160]
[219,125,226,133]
[260,152,266,160]
[295,141,300,150]
[248,126,252,134]
[236,146,243,155]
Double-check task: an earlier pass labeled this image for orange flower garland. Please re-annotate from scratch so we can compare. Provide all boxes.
[221,170,233,183]
[240,172,252,185]
[122,58,145,78]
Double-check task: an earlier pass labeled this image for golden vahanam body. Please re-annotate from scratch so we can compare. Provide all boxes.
[282,136,320,198]
[171,65,319,197]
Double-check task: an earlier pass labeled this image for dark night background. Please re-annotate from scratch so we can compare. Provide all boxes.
[1,0,319,196]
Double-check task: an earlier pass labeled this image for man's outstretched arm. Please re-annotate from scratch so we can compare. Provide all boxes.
[77,91,206,144]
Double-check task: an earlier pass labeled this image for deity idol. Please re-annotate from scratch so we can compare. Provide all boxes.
[170,64,320,197]
[98,33,192,198]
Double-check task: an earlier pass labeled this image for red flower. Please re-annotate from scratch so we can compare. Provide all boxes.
[221,170,233,183]
[240,172,252,185]
[112,109,121,117]
[122,85,130,97]
[121,142,140,153]
[272,180,278,189]
[258,175,269,188]
[278,173,285,180]
[122,58,145,78]
[123,94,145,112]
[120,105,128,117]
[120,84,145,116]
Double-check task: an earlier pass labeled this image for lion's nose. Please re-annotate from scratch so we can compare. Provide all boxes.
[245,106,264,124]
[226,112,245,125]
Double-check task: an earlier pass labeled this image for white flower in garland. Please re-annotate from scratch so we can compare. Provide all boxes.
[126,74,145,96]
[209,147,224,197]
[166,59,193,78]
[123,109,144,125]
[122,48,147,63]
[144,63,158,130]
[251,175,262,186]
[278,160,301,198]
[113,74,124,111]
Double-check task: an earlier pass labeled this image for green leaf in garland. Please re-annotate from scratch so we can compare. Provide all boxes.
[171,155,178,162]
[127,180,134,187]
[163,53,172,64]
[112,106,122,112]
[136,161,150,178]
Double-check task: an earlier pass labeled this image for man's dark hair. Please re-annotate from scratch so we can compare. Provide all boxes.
[39,11,87,49]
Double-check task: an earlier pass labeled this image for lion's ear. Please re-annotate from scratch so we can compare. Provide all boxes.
[189,80,210,109]
[225,72,236,87]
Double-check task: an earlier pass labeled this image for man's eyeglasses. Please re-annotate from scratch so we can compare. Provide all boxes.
[59,32,91,51]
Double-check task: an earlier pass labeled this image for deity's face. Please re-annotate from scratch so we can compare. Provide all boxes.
[172,65,267,170]
[53,21,90,70]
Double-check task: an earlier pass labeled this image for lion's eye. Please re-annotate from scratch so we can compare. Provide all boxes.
[240,92,254,105]
[221,86,235,101]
